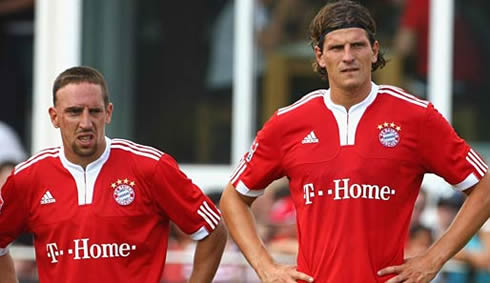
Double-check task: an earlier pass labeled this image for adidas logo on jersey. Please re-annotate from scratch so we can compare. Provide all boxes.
[40,190,56,205]
[302,131,319,144]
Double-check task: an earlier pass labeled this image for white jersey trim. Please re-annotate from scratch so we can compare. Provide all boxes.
[324,82,379,146]
[0,245,9,256]
[230,158,244,179]
[112,138,164,157]
[453,173,479,191]
[469,149,488,167]
[466,156,486,177]
[111,139,163,161]
[468,149,488,175]
[14,148,60,175]
[277,90,325,115]
[60,137,112,206]
[482,219,490,232]
[379,86,429,108]
[235,180,265,197]
[380,85,428,103]
[203,201,221,222]
[230,160,247,185]
[197,201,220,230]
[191,226,210,241]
[111,145,161,161]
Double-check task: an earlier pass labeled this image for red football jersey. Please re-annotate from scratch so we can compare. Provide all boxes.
[230,83,488,282]
[0,138,221,283]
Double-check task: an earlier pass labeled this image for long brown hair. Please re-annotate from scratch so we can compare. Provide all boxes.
[309,0,386,80]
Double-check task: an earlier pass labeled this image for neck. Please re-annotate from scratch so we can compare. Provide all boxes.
[329,81,372,111]
[64,154,95,170]
[63,138,107,170]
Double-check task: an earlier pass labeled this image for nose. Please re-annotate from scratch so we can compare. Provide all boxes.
[79,108,92,129]
[342,45,354,62]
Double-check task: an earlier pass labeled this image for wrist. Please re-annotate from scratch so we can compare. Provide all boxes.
[423,248,449,271]
[253,255,278,280]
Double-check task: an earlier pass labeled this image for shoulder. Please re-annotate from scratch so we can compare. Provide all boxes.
[276,89,327,117]
[110,138,165,163]
[377,85,431,112]
[256,90,326,145]
[14,146,61,176]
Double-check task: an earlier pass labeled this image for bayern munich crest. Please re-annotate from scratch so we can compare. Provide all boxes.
[377,122,401,148]
[111,179,136,206]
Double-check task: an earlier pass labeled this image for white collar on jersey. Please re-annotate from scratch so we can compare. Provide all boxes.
[59,137,112,205]
[323,82,379,146]
[59,136,112,171]
[323,81,379,113]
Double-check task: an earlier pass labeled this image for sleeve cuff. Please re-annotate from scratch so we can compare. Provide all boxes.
[0,246,9,256]
[453,173,480,191]
[236,181,265,197]
[190,226,210,241]
[482,219,490,232]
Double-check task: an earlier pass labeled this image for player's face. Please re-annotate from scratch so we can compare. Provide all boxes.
[315,28,378,92]
[49,82,113,166]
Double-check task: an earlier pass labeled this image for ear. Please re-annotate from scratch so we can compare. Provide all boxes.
[48,107,60,128]
[314,45,326,68]
[105,103,113,124]
[371,40,379,64]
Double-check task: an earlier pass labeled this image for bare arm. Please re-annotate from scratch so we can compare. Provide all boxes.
[220,182,313,283]
[189,221,227,283]
[453,229,490,269]
[379,173,490,282]
[0,253,18,283]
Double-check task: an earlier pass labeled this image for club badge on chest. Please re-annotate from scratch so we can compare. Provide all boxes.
[111,178,136,206]
[377,122,401,148]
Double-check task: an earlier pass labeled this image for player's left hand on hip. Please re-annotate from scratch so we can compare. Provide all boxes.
[377,255,439,283]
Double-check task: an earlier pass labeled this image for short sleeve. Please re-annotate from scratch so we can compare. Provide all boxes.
[150,154,221,241]
[0,173,29,255]
[230,113,284,197]
[418,104,488,191]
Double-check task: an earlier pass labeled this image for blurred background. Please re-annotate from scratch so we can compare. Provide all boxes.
[2,0,489,282]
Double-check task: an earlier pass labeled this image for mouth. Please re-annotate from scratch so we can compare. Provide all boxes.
[341,68,359,73]
[76,133,95,147]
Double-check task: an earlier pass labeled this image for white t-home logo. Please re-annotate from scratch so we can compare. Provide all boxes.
[303,178,396,205]
[46,238,136,263]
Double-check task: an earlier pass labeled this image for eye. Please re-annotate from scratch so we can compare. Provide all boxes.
[66,108,82,115]
[352,42,365,48]
[89,108,103,114]
[328,45,343,51]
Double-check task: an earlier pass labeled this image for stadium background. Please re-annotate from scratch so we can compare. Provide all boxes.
[3,0,489,282]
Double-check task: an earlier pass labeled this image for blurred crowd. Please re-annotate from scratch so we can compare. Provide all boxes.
[160,181,490,282]
[8,171,490,283]
[406,189,490,283]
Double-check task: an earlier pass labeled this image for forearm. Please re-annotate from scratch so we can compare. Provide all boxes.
[220,183,276,278]
[426,174,490,267]
[453,230,490,269]
[0,253,18,283]
[189,222,227,283]
[454,249,489,269]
